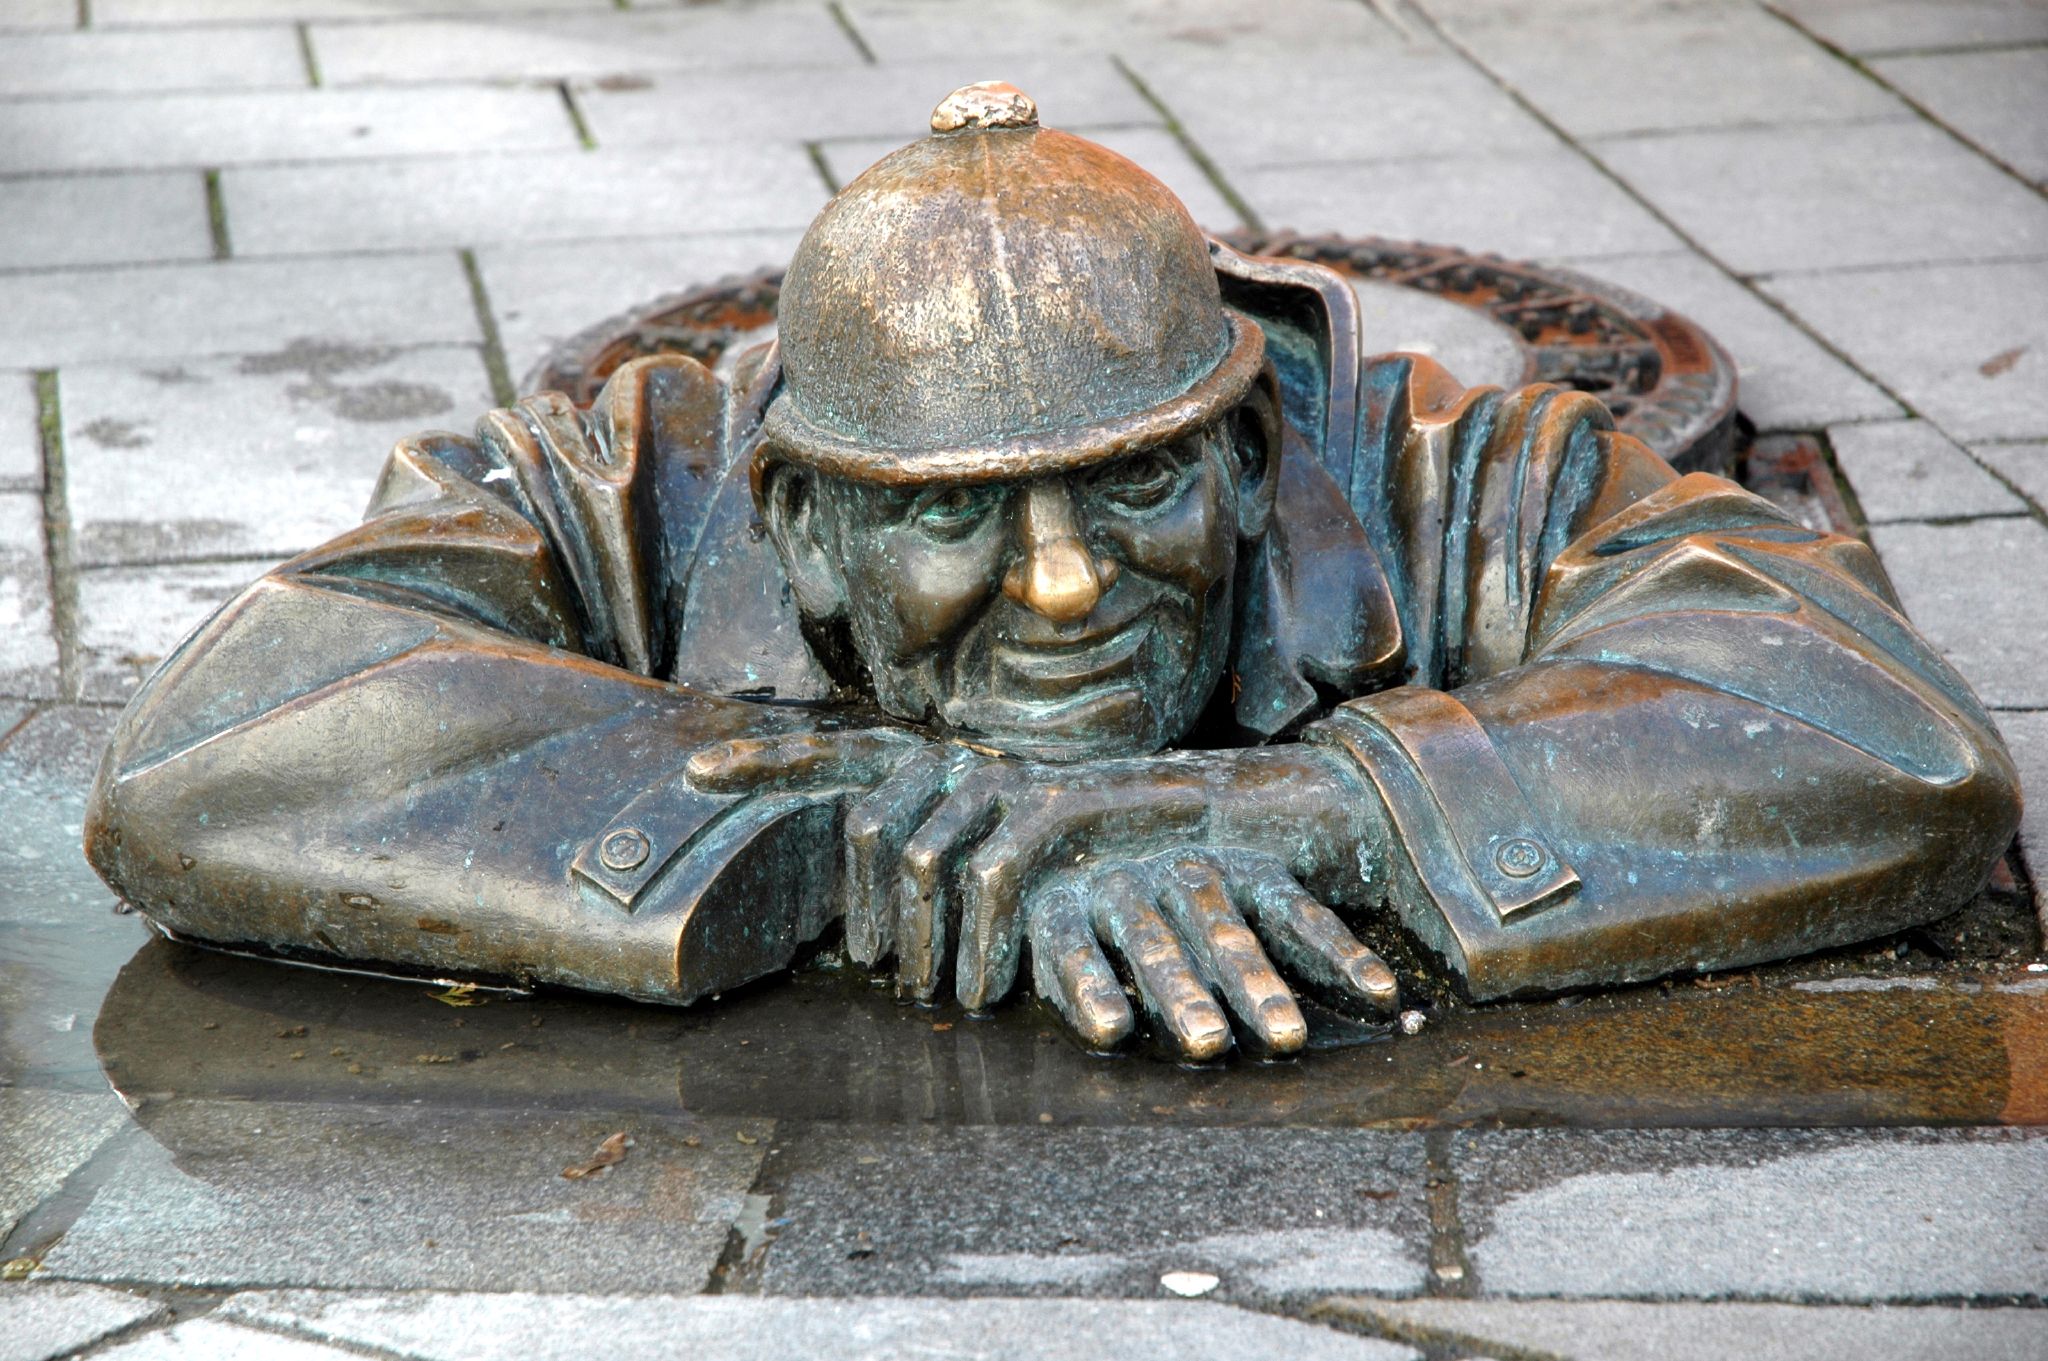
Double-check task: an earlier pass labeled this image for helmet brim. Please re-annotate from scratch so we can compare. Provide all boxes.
[759,311,1266,486]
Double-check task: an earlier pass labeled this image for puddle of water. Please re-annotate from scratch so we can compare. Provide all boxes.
[89,936,2048,1130]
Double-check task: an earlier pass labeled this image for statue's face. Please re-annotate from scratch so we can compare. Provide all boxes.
[812,426,1244,760]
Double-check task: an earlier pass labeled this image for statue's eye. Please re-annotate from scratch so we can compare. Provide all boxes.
[1090,450,1182,510]
[913,486,998,539]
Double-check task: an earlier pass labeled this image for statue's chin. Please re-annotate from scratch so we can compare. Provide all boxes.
[936,685,1179,762]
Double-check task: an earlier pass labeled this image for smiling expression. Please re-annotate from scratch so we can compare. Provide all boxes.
[810,425,1245,760]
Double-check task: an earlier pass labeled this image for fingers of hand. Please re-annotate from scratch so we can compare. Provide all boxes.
[1233,853,1399,1015]
[686,729,917,795]
[841,745,976,967]
[1097,868,1232,1062]
[1028,885,1133,1052]
[897,772,1008,1003]
[1159,856,1307,1054]
[955,789,1096,1012]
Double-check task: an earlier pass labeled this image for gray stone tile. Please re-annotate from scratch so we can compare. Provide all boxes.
[1436,1,1904,137]
[42,1100,770,1293]
[225,145,827,257]
[0,493,58,701]
[75,560,263,703]
[1333,1296,2048,1361]
[843,0,1403,63]
[1762,258,2048,444]
[0,27,304,97]
[1993,710,2048,920]
[0,1090,130,1244]
[1829,418,2024,521]
[63,345,491,568]
[745,1125,1431,1298]
[0,254,478,370]
[1567,251,1902,430]
[1975,438,2048,510]
[1596,119,2048,274]
[0,174,213,272]
[100,0,611,19]
[1453,1127,2048,1300]
[0,371,39,491]
[1869,515,2048,707]
[819,125,1240,231]
[1242,147,1686,262]
[0,86,582,176]
[1875,48,2048,186]
[223,1290,1421,1361]
[311,7,857,86]
[95,1319,361,1361]
[482,232,802,385]
[1127,44,1560,177]
[1775,0,2048,54]
[577,55,1152,153]
[0,1281,166,1361]
[0,0,74,30]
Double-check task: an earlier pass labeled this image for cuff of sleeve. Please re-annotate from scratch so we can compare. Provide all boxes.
[1303,687,1579,993]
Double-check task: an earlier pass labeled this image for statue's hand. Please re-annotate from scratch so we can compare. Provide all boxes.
[1027,848,1397,1060]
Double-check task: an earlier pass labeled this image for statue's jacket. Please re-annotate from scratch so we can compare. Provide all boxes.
[85,258,2022,1007]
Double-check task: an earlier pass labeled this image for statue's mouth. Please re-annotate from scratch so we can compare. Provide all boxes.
[991,621,1151,690]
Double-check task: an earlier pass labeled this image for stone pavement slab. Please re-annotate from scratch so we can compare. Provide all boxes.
[1763,258,2048,444]
[1243,147,1685,262]
[0,493,58,701]
[0,0,74,30]
[1867,515,2048,707]
[818,126,1239,231]
[1595,119,2048,275]
[98,0,613,20]
[1774,0,2048,54]
[0,255,478,371]
[224,145,827,256]
[1993,710,2048,920]
[221,1290,1421,1361]
[75,559,272,703]
[0,174,212,273]
[308,7,857,86]
[95,1319,362,1361]
[0,1089,131,1242]
[41,1100,772,1293]
[1127,44,1559,177]
[63,344,492,568]
[0,1281,166,1361]
[742,1125,1431,1299]
[576,55,1153,154]
[1974,438,2048,509]
[1828,418,2024,522]
[1326,1296,2048,1361]
[0,373,40,493]
[842,0,1402,63]
[1567,251,1901,431]
[1874,48,2048,187]
[0,27,304,98]
[482,232,802,383]
[1451,1127,2048,1300]
[1429,0,1904,137]
[0,86,582,176]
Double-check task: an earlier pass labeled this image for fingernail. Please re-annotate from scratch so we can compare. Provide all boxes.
[1259,996,1308,1051]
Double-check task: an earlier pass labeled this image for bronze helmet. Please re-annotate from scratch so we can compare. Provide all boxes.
[761,82,1266,486]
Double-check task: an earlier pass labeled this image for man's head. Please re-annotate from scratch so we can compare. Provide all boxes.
[758,84,1279,761]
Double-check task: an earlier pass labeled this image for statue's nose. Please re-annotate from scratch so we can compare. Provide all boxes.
[1002,481,1119,625]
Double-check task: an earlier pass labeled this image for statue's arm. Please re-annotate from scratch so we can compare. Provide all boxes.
[1317,360,2021,1000]
[85,357,841,1003]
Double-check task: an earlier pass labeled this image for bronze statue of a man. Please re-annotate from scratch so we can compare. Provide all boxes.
[85,84,2021,1060]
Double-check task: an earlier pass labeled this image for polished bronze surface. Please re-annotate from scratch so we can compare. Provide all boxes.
[85,84,2024,1063]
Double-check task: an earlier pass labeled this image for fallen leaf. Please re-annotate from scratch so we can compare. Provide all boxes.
[276,1026,307,1038]
[1980,346,2027,378]
[562,1131,633,1180]
[1160,1270,1219,1297]
[931,1022,954,1032]
[1357,1187,1398,1201]
[1,1257,38,1281]
[434,983,482,1007]
[414,1053,456,1065]
[737,1131,760,1145]
[683,1135,702,1148]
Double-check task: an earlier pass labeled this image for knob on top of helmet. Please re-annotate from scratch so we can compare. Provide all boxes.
[763,83,1265,486]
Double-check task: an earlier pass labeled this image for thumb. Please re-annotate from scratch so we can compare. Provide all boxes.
[685,729,920,795]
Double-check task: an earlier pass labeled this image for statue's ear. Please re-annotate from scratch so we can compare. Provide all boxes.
[1229,363,1283,540]
[759,460,848,621]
